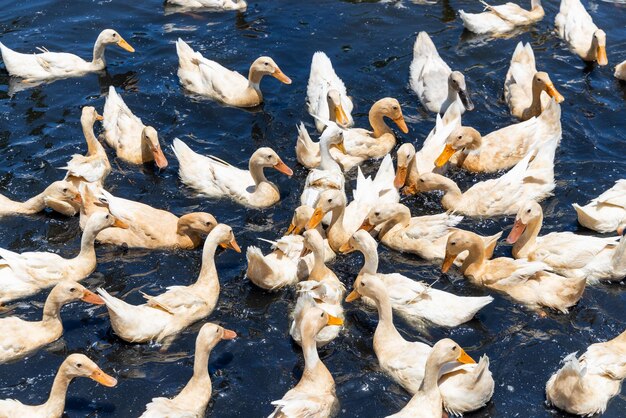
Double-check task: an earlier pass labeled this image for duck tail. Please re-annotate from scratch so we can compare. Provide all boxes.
[96,288,134,316]
[482,231,503,259]
[413,31,437,58]
[175,38,198,69]
[245,246,274,289]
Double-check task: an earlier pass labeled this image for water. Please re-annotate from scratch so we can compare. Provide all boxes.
[0,0,625,416]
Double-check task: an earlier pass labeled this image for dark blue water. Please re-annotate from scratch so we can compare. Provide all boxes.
[0,0,625,417]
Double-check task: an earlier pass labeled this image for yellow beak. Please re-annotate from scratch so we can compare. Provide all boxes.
[286,222,302,235]
[441,252,456,273]
[394,166,408,189]
[345,289,361,302]
[220,238,242,253]
[596,45,608,66]
[306,207,325,230]
[338,241,353,254]
[95,113,104,121]
[435,144,456,168]
[334,104,349,126]
[457,348,477,364]
[89,369,118,387]
[545,83,564,104]
[393,116,409,134]
[117,38,135,53]
[333,142,347,154]
[326,314,344,326]
[112,217,130,229]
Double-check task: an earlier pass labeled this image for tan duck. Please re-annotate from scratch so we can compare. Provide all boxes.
[97,224,240,344]
[387,338,478,418]
[63,106,111,186]
[296,98,408,171]
[342,230,493,328]
[268,306,343,417]
[0,353,117,418]
[79,185,217,250]
[0,181,81,217]
[434,98,562,173]
[507,200,623,283]
[140,323,237,418]
[0,211,128,304]
[346,274,494,415]
[442,230,586,313]
[0,281,104,363]
[546,328,626,416]
[504,42,564,121]
[572,179,626,233]
[176,38,291,108]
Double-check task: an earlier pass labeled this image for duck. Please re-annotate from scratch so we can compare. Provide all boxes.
[176,38,291,108]
[306,157,399,252]
[0,353,116,417]
[410,32,474,115]
[63,106,111,186]
[555,0,608,65]
[394,103,461,194]
[0,29,134,82]
[411,132,558,217]
[506,200,623,283]
[572,179,626,233]
[546,328,626,416]
[102,86,168,169]
[459,0,544,35]
[296,98,408,171]
[165,0,247,11]
[246,205,335,290]
[386,338,479,418]
[0,211,128,304]
[0,181,81,217]
[172,138,293,209]
[0,281,104,364]
[616,60,626,80]
[139,323,237,418]
[342,230,492,328]
[434,99,562,173]
[268,306,343,417]
[79,184,217,250]
[362,203,502,262]
[307,51,354,132]
[97,224,240,344]
[290,229,345,347]
[442,230,586,313]
[504,42,564,121]
[346,273,494,415]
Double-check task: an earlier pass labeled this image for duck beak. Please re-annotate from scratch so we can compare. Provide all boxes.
[393,116,409,134]
[89,369,118,387]
[335,104,349,126]
[545,83,564,104]
[435,144,456,167]
[333,141,347,154]
[345,289,361,302]
[441,252,456,273]
[326,314,344,326]
[618,225,625,235]
[506,219,527,244]
[112,216,130,229]
[457,348,477,364]
[81,289,105,305]
[152,147,169,169]
[458,89,474,111]
[272,67,292,84]
[273,160,293,176]
[95,113,104,121]
[300,246,312,257]
[394,165,408,189]
[117,37,135,53]
[220,238,241,253]
[402,184,418,196]
[359,219,374,232]
[306,207,325,230]
[73,193,83,205]
[338,241,353,254]
[286,222,302,235]
[222,329,238,340]
[596,45,608,66]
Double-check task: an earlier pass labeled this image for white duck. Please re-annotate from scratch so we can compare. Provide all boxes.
[0,281,104,364]
[616,60,626,80]
[268,306,343,418]
[102,86,168,168]
[555,0,608,65]
[546,328,626,416]
[0,211,128,304]
[410,32,474,114]
[342,230,492,328]
[63,106,111,186]
[572,179,626,233]
[0,29,134,81]
[97,224,240,343]
[165,0,247,11]
[0,181,81,217]
[504,42,564,121]
[140,323,237,418]
[346,274,494,415]
[172,138,292,209]
[307,51,354,132]
[459,0,544,35]
[290,229,345,347]
[176,38,291,107]
[507,200,624,283]
[0,353,116,418]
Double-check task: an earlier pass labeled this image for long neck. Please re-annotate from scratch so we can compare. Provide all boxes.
[92,37,106,66]
[446,85,458,108]
[459,239,486,275]
[529,81,544,117]
[20,191,48,214]
[420,354,442,393]
[43,368,72,416]
[41,295,64,326]
[249,162,268,188]
[247,69,263,96]
[433,175,463,210]
[191,341,213,382]
[513,215,542,258]
[82,118,102,156]
[75,224,99,263]
[369,104,392,138]
[310,244,329,281]
[379,209,411,238]
[372,288,402,340]
[359,248,379,275]
[327,205,348,250]
[319,139,341,172]
[302,327,320,370]
[196,237,219,288]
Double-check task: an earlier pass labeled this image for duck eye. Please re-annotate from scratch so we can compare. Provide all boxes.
[451,242,456,246]
[320,312,324,318]
[328,198,332,203]
[374,212,380,216]
[69,287,76,292]
[457,135,462,139]
[420,179,425,183]
[76,363,82,368]
[62,188,68,193]
[526,209,531,213]
[267,155,272,159]
[452,346,457,351]
[206,221,212,226]
[264,62,269,66]
[393,106,398,110]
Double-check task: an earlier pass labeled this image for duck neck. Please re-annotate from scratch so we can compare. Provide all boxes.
[420,354,442,393]
[191,340,213,383]
[43,367,72,417]
[327,205,348,250]
[247,69,264,98]
[20,191,48,214]
[434,175,463,210]
[319,139,341,172]
[41,295,64,327]
[196,236,219,289]
[379,209,411,238]
[359,248,379,276]
[371,287,402,341]
[529,81,544,117]
[513,214,543,258]
[310,246,329,281]
[176,222,203,249]
[75,224,99,267]
[91,37,107,68]
[82,118,103,156]
[249,162,268,188]
[302,327,320,370]
[369,103,392,138]
[459,239,486,276]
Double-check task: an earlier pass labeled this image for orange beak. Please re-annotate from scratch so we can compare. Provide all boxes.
[272,67,292,84]
[117,37,135,53]
[95,113,104,121]
[152,147,168,169]
[506,219,527,244]
[435,144,456,168]
[596,45,608,66]
[81,289,105,305]
[402,184,418,196]
[273,160,293,176]
[326,314,344,326]
[359,219,375,232]
[112,217,130,229]
[222,329,237,340]
[393,116,409,134]
[300,246,312,257]
[73,193,83,205]
[394,166,408,189]
[220,238,241,253]
[345,289,361,302]
[286,222,302,235]
[335,104,349,126]
[89,369,118,387]
[441,252,456,273]
[545,83,564,104]
[338,241,353,254]
[306,207,325,230]
[457,348,477,364]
